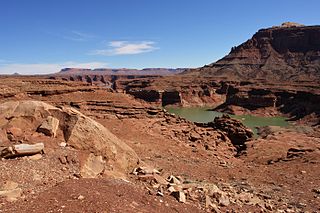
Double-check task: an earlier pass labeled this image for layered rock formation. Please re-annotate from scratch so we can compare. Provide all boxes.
[115,76,226,106]
[185,23,320,82]
[213,82,320,125]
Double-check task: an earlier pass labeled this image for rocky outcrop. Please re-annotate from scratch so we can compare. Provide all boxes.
[185,24,320,82]
[204,115,253,151]
[0,101,139,176]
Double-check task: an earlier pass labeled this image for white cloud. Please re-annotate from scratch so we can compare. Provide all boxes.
[91,41,158,56]
[109,41,127,47]
[0,61,109,75]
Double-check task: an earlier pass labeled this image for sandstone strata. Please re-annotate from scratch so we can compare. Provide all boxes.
[185,24,320,83]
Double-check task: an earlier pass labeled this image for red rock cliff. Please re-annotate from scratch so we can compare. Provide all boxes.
[186,24,320,82]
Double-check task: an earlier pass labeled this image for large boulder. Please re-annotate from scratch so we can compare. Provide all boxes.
[0,101,139,176]
[59,107,139,175]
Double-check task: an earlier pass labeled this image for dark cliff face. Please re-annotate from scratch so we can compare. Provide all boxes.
[187,25,320,82]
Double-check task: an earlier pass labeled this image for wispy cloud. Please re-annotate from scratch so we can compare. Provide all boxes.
[0,61,108,75]
[48,30,96,42]
[91,41,158,56]
[67,31,96,41]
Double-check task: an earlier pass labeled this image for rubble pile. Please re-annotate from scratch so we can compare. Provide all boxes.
[132,166,276,212]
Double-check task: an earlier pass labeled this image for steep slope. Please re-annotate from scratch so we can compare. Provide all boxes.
[185,23,320,82]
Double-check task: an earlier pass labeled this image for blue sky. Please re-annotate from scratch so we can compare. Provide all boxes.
[0,0,319,74]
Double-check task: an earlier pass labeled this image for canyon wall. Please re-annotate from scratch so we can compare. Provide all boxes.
[185,24,320,83]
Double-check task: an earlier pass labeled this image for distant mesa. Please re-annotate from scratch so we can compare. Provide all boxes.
[12,72,20,76]
[184,23,320,82]
[58,68,186,76]
[60,68,91,72]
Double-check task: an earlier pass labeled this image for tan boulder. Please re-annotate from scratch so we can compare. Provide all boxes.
[62,107,139,174]
[0,101,139,176]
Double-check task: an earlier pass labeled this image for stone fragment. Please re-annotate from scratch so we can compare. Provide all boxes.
[168,185,183,193]
[168,186,176,193]
[77,195,85,200]
[189,132,201,142]
[58,156,68,165]
[218,194,230,206]
[153,174,168,185]
[210,203,221,213]
[173,191,186,203]
[80,153,105,178]
[157,187,164,197]
[205,195,213,208]
[167,175,181,185]
[0,143,44,158]
[37,116,59,137]
[152,183,160,189]
[59,142,67,147]
[132,166,160,175]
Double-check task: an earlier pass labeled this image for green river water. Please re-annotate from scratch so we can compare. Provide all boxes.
[166,107,289,135]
